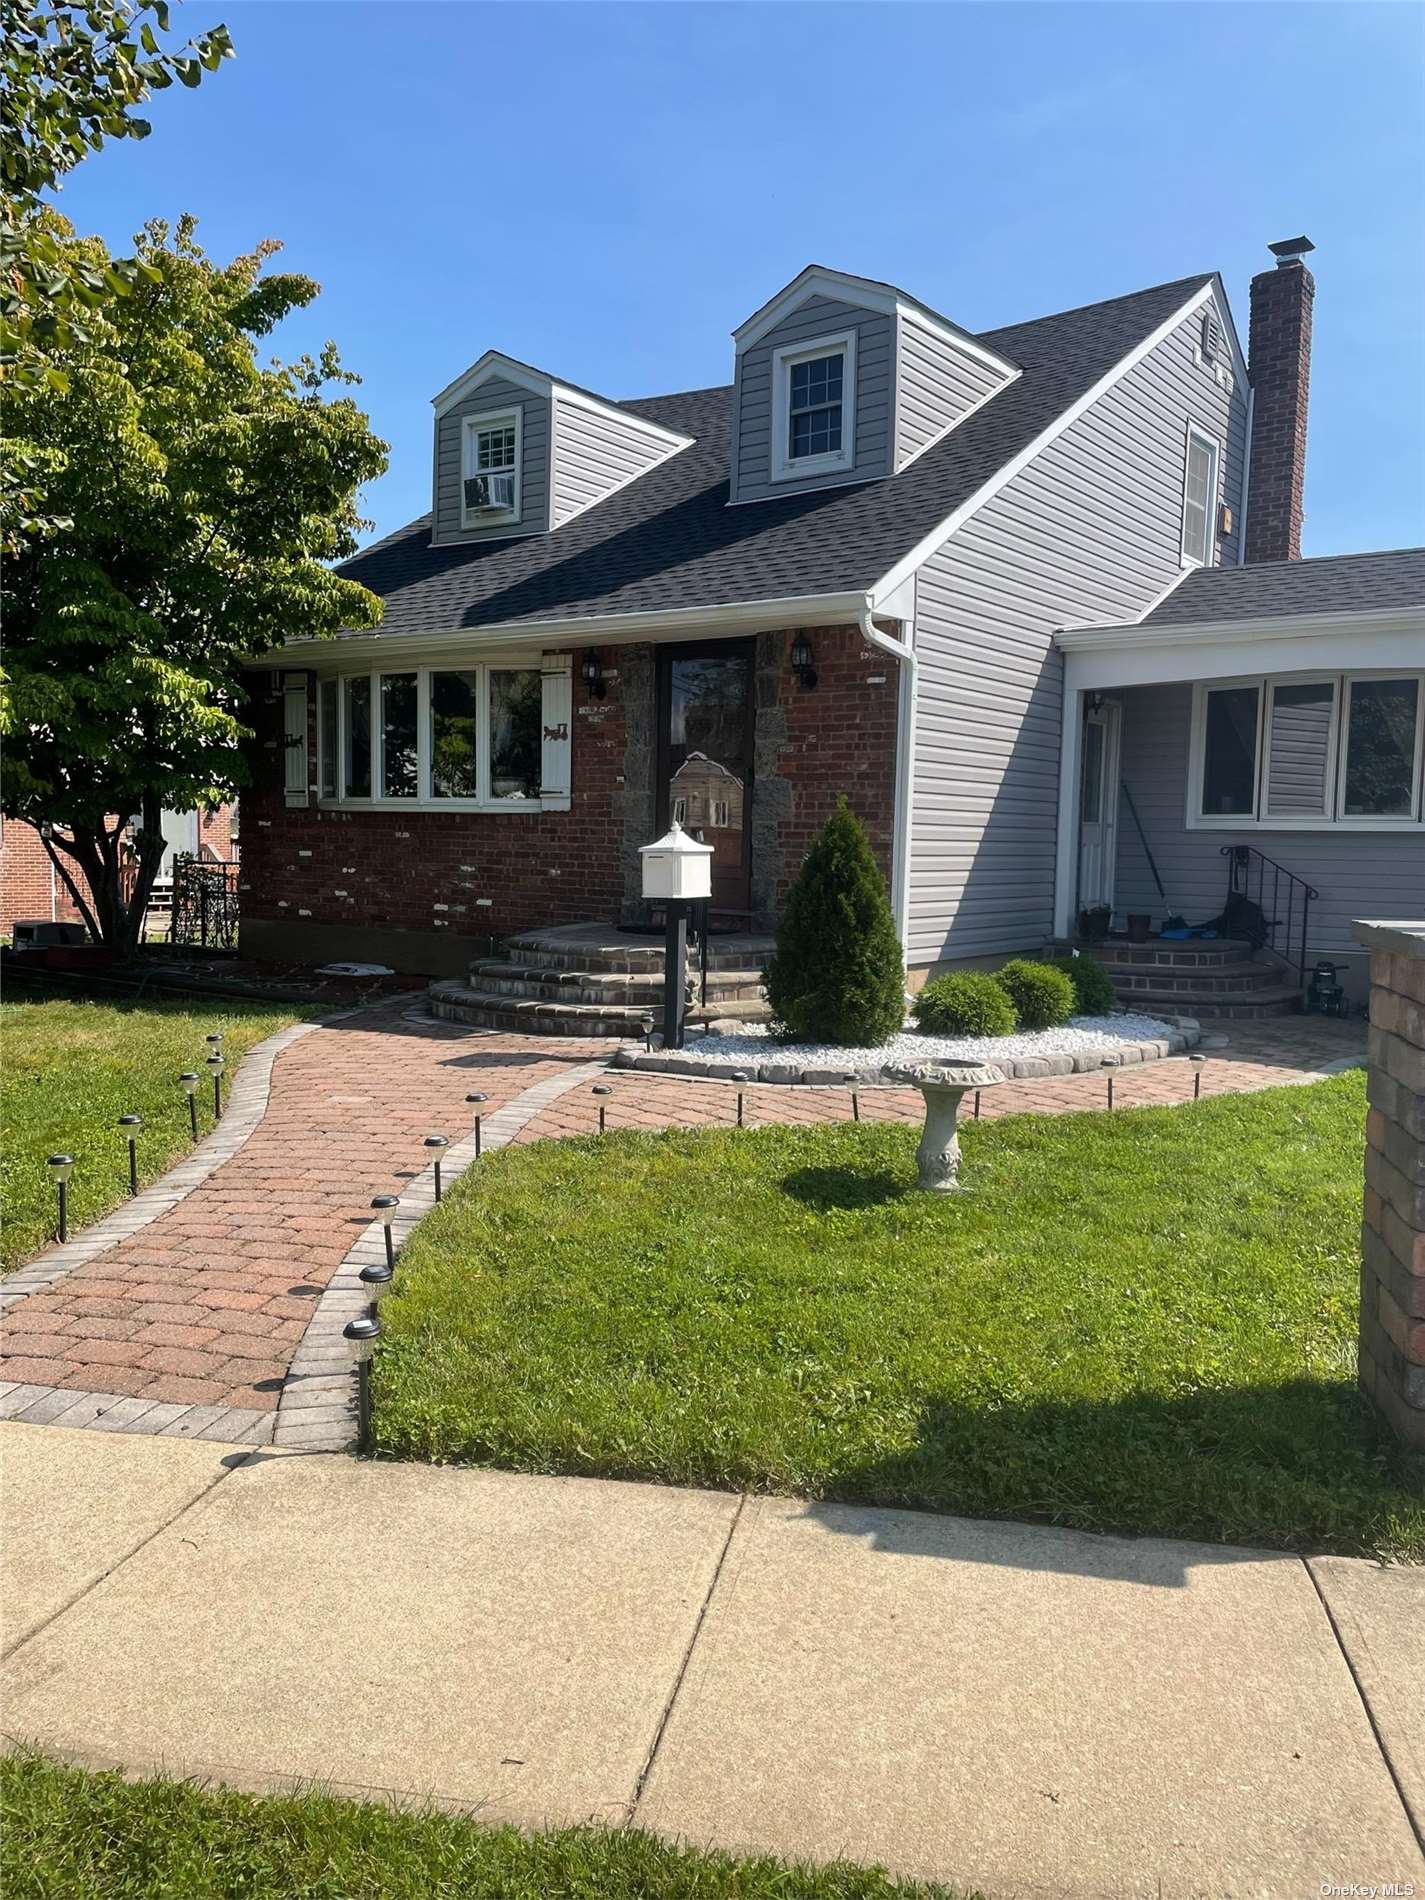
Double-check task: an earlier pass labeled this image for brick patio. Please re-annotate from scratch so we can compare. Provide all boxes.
[0,1008,1363,1440]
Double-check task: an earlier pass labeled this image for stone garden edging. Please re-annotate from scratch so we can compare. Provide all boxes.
[610,1018,1202,1087]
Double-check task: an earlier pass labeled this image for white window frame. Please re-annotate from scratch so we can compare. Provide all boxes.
[770,330,856,483]
[1336,672,1425,829]
[1259,675,1339,826]
[1180,422,1221,570]
[461,407,522,528]
[1187,671,1425,832]
[316,662,545,813]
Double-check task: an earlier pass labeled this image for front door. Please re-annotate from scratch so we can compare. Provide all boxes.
[656,640,756,915]
[1077,700,1121,916]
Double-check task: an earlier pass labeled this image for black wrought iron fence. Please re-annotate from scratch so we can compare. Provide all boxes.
[171,855,240,949]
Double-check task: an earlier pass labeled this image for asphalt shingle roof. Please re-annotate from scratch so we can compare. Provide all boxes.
[333,273,1213,641]
[1140,548,1425,626]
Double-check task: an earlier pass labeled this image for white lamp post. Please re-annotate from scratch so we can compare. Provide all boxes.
[639,820,713,1051]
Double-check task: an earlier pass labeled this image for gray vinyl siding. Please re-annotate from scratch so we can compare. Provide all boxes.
[1263,683,1335,818]
[433,379,550,543]
[1114,682,1425,992]
[906,296,1248,967]
[894,317,1012,470]
[551,402,676,528]
[732,295,893,502]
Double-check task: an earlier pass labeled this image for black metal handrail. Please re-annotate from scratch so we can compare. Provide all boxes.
[1219,844,1320,986]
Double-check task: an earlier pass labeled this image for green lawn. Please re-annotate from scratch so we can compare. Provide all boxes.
[0,1753,958,1900]
[374,1070,1423,1561]
[0,988,301,1270]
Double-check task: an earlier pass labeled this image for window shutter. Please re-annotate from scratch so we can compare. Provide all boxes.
[283,673,310,807]
[539,654,573,811]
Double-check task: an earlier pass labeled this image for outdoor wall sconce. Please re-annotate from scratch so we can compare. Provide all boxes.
[118,1114,143,1197]
[47,1153,75,1243]
[371,1193,399,1269]
[790,634,818,691]
[581,651,606,699]
[178,1071,200,1140]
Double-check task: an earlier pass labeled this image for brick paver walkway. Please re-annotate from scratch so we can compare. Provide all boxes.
[0,1009,1363,1436]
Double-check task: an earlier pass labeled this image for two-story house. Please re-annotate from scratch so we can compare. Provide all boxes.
[242,239,1424,1025]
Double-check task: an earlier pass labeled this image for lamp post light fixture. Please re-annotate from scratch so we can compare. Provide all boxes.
[1101,1056,1117,1110]
[47,1154,75,1243]
[359,1260,393,1320]
[732,1071,748,1129]
[118,1114,143,1196]
[343,1314,380,1451]
[370,1194,399,1269]
[423,1134,449,1201]
[179,1071,200,1140]
[1189,1053,1206,1101]
[842,1074,861,1124]
[465,1092,487,1158]
[592,1083,612,1133]
[206,1050,225,1119]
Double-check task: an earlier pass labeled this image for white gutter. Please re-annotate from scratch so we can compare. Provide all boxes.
[857,596,917,957]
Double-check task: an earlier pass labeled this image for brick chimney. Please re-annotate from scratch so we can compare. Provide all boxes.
[1244,236,1315,563]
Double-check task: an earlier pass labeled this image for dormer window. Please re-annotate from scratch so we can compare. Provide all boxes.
[770,331,856,482]
[462,409,521,526]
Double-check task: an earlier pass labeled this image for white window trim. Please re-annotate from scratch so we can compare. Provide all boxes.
[461,407,523,529]
[1260,675,1339,826]
[1179,422,1221,570]
[770,329,856,484]
[318,663,545,813]
[1187,671,1425,832]
[1336,672,1425,829]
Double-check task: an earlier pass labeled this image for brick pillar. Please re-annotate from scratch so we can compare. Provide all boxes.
[1355,920,1425,1458]
[1244,239,1315,564]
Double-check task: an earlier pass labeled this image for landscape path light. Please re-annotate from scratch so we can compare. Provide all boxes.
[465,1092,487,1158]
[343,1314,380,1452]
[179,1071,200,1140]
[592,1083,612,1133]
[732,1072,748,1129]
[47,1154,75,1243]
[423,1134,449,1201]
[359,1260,393,1320]
[1189,1053,1206,1100]
[118,1114,143,1197]
[206,1050,225,1118]
[371,1194,399,1270]
[1100,1056,1116,1110]
[841,1074,861,1124]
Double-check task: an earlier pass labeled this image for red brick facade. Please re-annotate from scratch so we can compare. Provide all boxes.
[239,626,899,974]
[1245,256,1314,564]
[0,820,66,932]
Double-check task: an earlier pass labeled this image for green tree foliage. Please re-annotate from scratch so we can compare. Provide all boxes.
[911,970,1018,1038]
[1,215,388,948]
[764,798,905,1046]
[1049,952,1117,1017]
[994,958,1076,1030]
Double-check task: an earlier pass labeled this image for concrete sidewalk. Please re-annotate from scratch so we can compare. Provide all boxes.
[2,1423,1420,1898]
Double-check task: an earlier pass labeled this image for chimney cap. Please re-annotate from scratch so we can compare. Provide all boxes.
[1268,235,1315,266]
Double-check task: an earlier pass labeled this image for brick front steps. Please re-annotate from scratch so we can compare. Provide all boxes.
[1068,938,1306,1020]
[428,920,776,1038]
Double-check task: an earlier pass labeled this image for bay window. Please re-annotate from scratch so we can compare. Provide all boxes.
[315,659,566,811]
[1189,671,1423,829]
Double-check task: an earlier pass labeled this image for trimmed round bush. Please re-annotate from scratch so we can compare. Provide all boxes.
[911,971,1018,1038]
[994,958,1075,1030]
[1049,953,1117,1017]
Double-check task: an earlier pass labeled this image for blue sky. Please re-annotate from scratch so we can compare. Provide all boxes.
[53,0,1425,554]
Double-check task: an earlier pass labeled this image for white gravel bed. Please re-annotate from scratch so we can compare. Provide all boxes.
[683,1013,1178,1069]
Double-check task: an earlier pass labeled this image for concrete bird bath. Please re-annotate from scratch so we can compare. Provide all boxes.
[887,1062,1007,1192]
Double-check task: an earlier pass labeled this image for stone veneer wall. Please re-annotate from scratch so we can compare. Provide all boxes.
[239,626,899,973]
[1356,919,1425,1458]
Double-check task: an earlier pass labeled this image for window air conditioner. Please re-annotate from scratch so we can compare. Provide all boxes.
[464,473,516,513]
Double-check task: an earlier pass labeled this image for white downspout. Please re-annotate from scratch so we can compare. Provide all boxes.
[858,597,916,959]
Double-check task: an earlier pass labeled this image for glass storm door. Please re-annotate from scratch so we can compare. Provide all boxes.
[656,640,756,915]
[1077,700,1121,915]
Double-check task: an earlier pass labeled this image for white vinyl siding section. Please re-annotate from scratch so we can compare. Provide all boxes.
[434,377,550,543]
[894,316,1014,469]
[732,295,894,501]
[1114,681,1425,971]
[906,297,1247,967]
[550,402,682,528]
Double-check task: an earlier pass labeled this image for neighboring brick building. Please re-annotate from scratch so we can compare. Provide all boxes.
[0,807,238,938]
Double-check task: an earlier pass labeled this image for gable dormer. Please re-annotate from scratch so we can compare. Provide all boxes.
[430,352,692,546]
[729,266,1019,503]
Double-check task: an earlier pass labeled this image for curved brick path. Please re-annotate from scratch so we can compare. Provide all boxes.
[0,1008,1363,1443]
